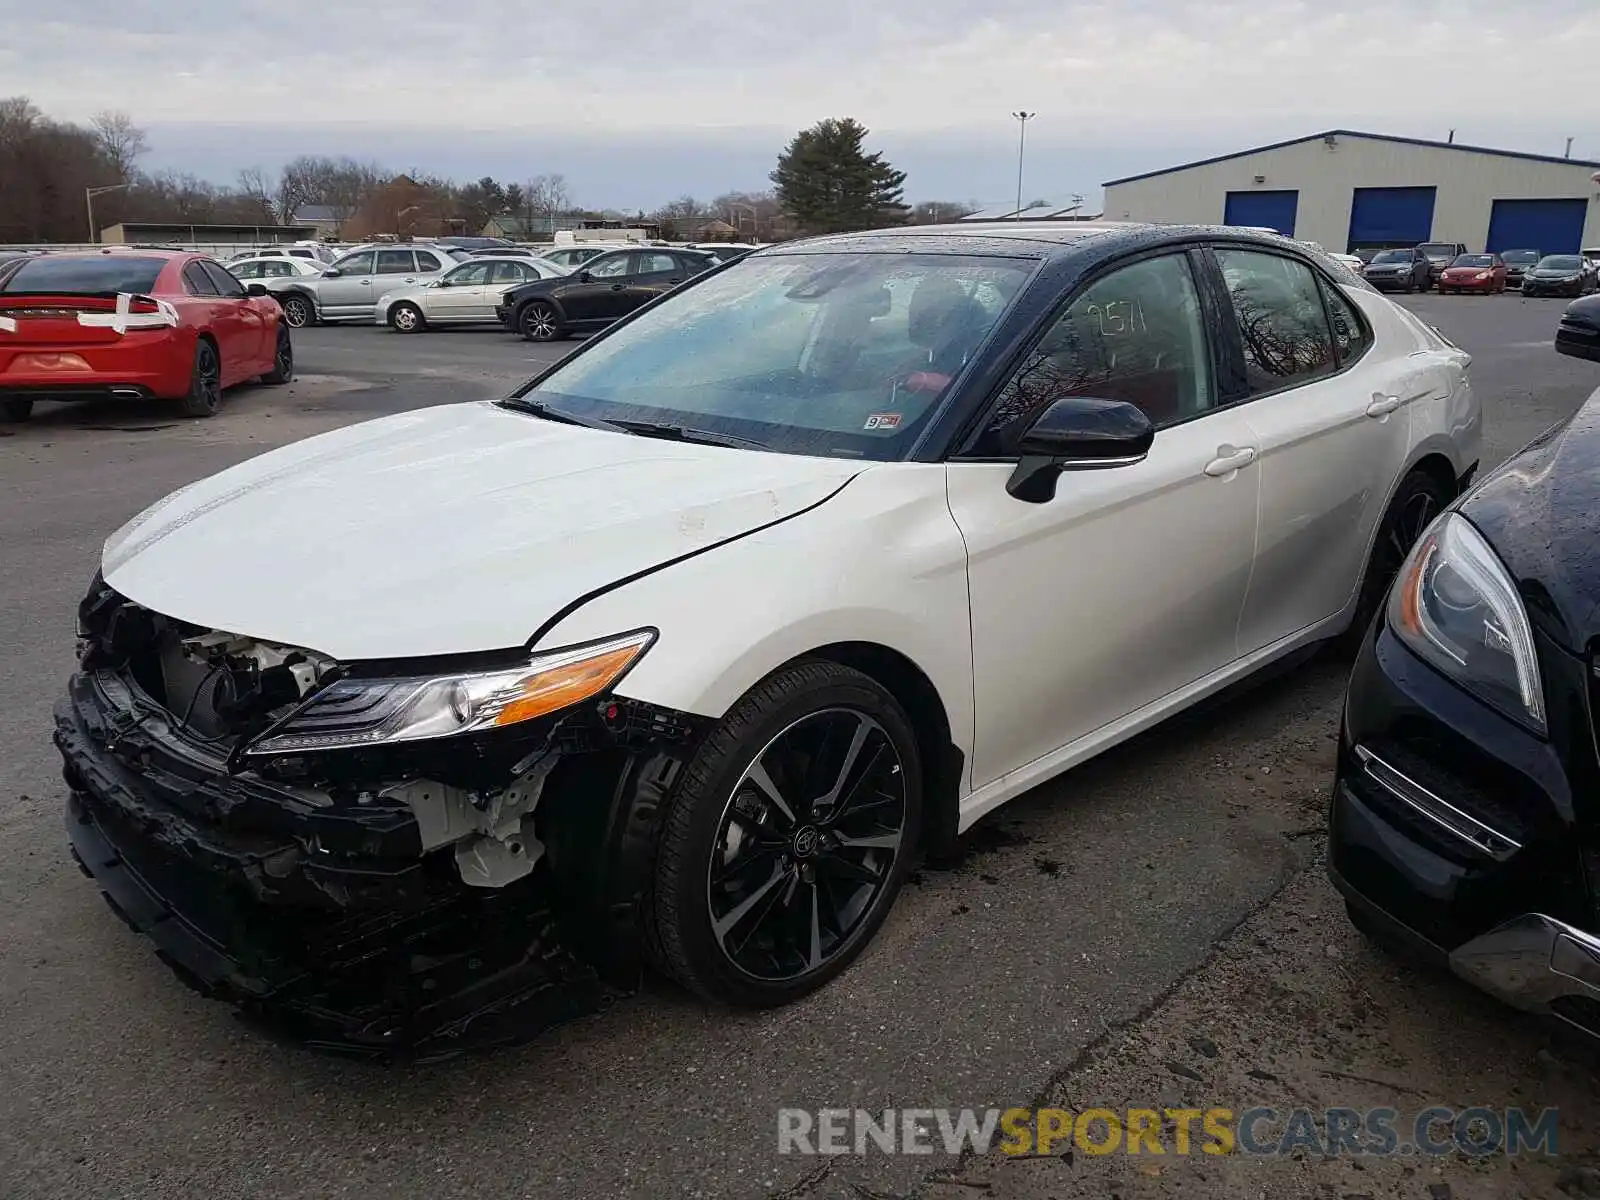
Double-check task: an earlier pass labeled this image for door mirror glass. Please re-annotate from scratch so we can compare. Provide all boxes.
[245,282,269,297]
[322,267,342,277]
[578,270,593,283]
[1007,397,1154,502]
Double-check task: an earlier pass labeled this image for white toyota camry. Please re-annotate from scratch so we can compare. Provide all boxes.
[58,223,1480,1053]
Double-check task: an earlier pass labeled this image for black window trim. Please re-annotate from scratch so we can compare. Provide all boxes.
[950,240,1227,461]
[199,258,247,299]
[181,260,220,297]
[1205,240,1373,405]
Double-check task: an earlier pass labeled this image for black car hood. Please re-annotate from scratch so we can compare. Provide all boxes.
[1461,386,1600,653]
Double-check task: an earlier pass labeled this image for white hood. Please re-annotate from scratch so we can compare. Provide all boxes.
[102,403,861,660]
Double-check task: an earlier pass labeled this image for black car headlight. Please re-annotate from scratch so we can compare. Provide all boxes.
[244,630,655,756]
[1388,513,1544,735]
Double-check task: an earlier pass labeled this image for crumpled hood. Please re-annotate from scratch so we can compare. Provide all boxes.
[102,402,861,660]
[1460,386,1600,653]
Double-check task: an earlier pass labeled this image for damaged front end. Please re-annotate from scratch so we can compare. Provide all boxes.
[56,575,706,1058]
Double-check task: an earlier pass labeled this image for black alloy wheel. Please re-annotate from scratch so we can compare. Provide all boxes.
[262,325,293,384]
[1333,470,1452,659]
[519,301,562,342]
[180,340,222,417]
[645,661,922,1006]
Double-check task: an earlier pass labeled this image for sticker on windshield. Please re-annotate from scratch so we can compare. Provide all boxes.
[864,412,902,430]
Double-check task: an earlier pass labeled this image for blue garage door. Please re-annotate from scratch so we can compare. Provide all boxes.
[1347,187,1437,251]
[1223,190,1298,236]
[1486,199,1587,255]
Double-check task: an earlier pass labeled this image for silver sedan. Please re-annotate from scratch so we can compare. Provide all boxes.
[374,255,569,332]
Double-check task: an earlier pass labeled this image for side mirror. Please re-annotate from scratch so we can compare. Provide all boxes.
[1006,397,1155,503]
[245,283,269,297]
[578,270,594,283]
[322,267,342,277]
[1555,295,1600,364]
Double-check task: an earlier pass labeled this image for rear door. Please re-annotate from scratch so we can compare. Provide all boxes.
[1213,246,1420,653]
[199,260,269,371]
[625,250,691,311]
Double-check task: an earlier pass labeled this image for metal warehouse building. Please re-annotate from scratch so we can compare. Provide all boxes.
[1102,129,1600,255]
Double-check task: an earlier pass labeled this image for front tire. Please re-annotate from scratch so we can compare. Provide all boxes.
[519,301,563,342]
[278,293,315,329]
[1,397,33,422]
[180,340,222,418]
[1332,469,1452,659]
[261,325,293,385]
[389,302,425,333]
[644,661,923,1007]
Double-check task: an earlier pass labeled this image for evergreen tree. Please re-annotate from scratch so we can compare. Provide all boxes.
[770,118,909,235]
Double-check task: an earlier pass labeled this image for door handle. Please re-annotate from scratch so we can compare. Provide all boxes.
[1203,445,1257,477]
[403,277,416,283]
[1366,393,1402,417]
[610,283,625,291]
[359,279,371,286]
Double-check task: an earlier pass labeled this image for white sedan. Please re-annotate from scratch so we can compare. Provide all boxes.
[59,223,1480,1049]
[374,254,569,332]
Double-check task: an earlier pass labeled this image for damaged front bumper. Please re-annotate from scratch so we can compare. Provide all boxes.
[56,648,706,1058]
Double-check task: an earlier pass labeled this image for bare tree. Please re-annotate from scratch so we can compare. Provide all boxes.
[89,110,148,180]
[527,173,571,222]
[235,166,276,223]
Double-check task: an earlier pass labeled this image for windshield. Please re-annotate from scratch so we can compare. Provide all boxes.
[1,254,166,294]
[1370,250,1412,264]
[1501,250,1540,265]
[1538,255,1581,270]
[512,251,1033,461]
[1451,255,1494,267]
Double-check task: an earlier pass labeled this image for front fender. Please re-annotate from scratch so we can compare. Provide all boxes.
[532,463,976,769]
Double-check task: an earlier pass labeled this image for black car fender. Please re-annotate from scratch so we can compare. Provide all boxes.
[510,287,567,325]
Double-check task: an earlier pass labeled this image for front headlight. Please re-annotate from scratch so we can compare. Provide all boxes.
[1474,271,1491,281]
[245,629,655,756]
[1387,513,1544,734]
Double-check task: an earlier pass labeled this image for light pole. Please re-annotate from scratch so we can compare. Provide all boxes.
[1011,111,1035,219]
[85,183,130,244]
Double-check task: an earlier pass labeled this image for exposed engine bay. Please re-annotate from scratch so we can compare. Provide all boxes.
[59,577,707,1057]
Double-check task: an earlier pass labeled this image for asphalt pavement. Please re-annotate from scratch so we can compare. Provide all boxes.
[1,296,1596,1200]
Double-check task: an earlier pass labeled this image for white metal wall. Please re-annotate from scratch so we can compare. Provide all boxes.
[1102,134,1600,252]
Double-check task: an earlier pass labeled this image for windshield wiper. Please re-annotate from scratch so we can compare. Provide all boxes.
[606,418,767,450]
[498,396,621,431]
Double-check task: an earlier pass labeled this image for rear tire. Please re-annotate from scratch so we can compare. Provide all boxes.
[1332,469,1453,659]
[180,340,222,418]
[1,397,33,423]
[278,293,315,329]
[389,302,425,333]
[519,301,563,342]
[261,325,293,385]
[643,660,923,1008]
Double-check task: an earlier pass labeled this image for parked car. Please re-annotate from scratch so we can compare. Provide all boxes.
[1436,253,1507,295]
[264,244,469,327]
[58,223,1480,1054]
[1361,247,1431,293]
[467,246,547,258]
[1417,241,1469,285]
[1499,248,1540,289]
[0,249,291,422]
[1520,254,1595,299]
[228,244,336,264]
[498,247,717,341]
[376,255,570,332]
[538,244,626,271]
[1330,299,1600,1038]
[1555,291,1600,358]
[225,256,325,282]
[1328,252,1366,277]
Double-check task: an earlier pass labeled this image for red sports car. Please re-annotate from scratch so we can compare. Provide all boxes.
[1436,253,1507,295]
[0,249,292,422]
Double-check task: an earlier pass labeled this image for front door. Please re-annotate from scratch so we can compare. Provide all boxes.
[562,251,638,322]
[946,250,1262,788]
[318,250,376,317]
[428,261,494,321]
[1210,247,1422,654]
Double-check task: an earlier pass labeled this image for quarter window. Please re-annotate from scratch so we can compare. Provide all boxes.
[977,252,1213,450]
[1214,248,1338,393]
[1319,279,1370,364]
[415,251,444,271]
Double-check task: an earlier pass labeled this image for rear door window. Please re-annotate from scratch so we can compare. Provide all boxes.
[376,250,416,275]
[1213,248,1338,394]
[201,261,248,298]
[182,262,220,296]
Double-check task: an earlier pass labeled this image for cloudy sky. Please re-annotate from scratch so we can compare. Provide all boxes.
[7,0,1598,210]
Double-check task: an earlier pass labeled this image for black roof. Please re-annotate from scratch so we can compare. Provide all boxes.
[1103,129,1600,187]
[755,221,1304,261]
